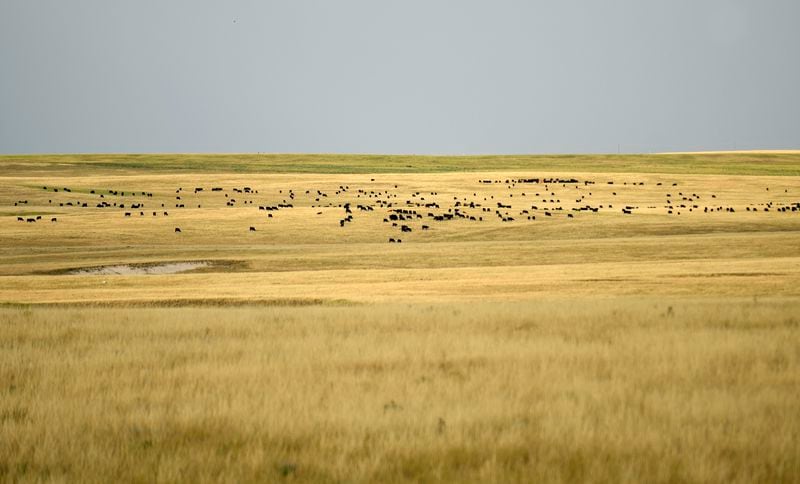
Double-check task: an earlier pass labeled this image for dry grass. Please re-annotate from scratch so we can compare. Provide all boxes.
[3,151,800,175]
[1,170,799,283]
[2,154,800,482]
[2,299,799,483]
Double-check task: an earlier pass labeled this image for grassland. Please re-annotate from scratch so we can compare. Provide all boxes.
[1,152,800,482]
[3,300,799,483]
[3,151,800,176]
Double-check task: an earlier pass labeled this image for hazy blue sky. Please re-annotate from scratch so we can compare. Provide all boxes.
[1,0,798,154]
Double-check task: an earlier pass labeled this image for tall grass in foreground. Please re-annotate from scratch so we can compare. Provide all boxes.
[1,298,799,483]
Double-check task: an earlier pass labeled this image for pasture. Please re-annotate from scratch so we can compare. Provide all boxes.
[1,153,800,482]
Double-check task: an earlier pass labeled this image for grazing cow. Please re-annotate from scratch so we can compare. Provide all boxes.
[421,225,429,230]
[250,226,256,232]
[175,227,181,233]
[26,218,35,223]
[51,217,57,222]
[17,217,23,222]
[124,212,131,217]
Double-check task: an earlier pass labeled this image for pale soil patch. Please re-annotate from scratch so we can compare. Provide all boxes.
[68,261,209,275]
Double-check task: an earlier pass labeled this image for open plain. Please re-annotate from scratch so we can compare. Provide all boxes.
[2,153,800,482]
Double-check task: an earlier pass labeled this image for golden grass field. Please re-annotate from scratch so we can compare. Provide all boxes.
[1,153,800,482]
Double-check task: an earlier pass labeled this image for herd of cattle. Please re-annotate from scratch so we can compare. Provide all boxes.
[11,177,799,242]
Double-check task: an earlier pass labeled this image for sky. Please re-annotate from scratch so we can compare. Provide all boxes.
[1,0,798,154]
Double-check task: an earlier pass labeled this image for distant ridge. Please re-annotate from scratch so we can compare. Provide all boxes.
[653,150,800,155]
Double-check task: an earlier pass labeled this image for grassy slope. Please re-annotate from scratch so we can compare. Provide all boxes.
[3,152,800,175]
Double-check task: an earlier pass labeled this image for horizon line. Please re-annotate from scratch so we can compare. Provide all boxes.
[2,149,799,157]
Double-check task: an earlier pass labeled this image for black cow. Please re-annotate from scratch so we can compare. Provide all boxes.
[250,226,256,232]
[175,227,181,233]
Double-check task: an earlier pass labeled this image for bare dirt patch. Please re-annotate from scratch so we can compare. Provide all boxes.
[68,262,209,275]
